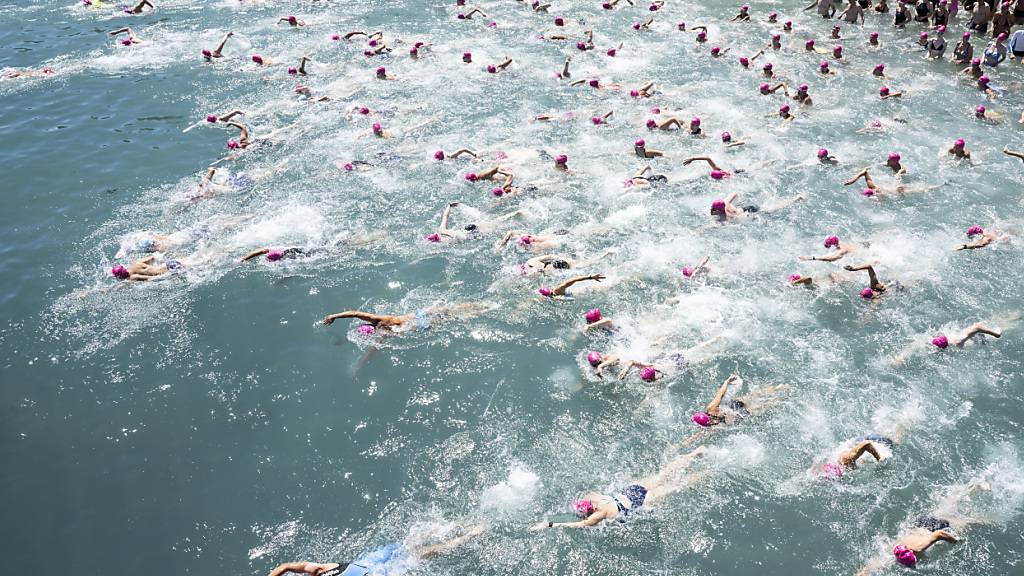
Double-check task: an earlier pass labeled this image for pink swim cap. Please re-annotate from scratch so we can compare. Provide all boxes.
[587,351,603,366]
[932,334,949,348]
[288,66,297,75]
[692,412,712,427]
[607,47,617,56]
[759,82,770,94]
[635,139,646,148]
[888,152,900,162]
[372,122,382,133]
[518,235,532,245]
[682,266,695,278]
[860,287,874,299]
[633,22,642,30]
[554,16,565,26]
[712,47,721,55]
[640,367,657,382]
[332,34,341,41]
[721,131,732,142]
[629,89,640,98]
[779,104,791,114]
[252,54,264,64]
[769,11,777,18]
[772,33,780,40]
[577,41,588,51]
[206,114,218,123]
[111,265,130,280]
[574,499,595,517]
[588,79,600,88]
[817,148,829,158]
[819,60,829,69]
[585,308,602,323]
[805,39,815,48]
[457,12,467,19]
[266,250,284,261]
[998,32,1007,41]
[462,52,472,62]
[710,170,726,180]
[555,154,568,165]
[691,117,700,126]
[879,85,890,96]
[202,48,212,58]
[798,84,809,92]
[824,235,840,248]
[121,38,132,46]
[763,62,773,71]
[538,287,553,297]
[487,64,497,73]
[937,25,946,34]
[954,138,965,149]
[288,15,297,24]
[978,75,990,85]
[491,187,504,197]
[227,138,239,150]
[967,225,983,237]
[603,2,613,8]
[426,232,442,242]
[870,31,879,38]
[784,20,792,27]
[920,31,928,39]
[342,162,354,171]
[587,116,601,126]
[376,66,386,76]
[862,188,874,197]
[893,545,917,567]
[697,31,707,40]
[972,57,981,65]
[739,56,749,66]
[646,119,657,129]
[465,172,478,181]
[409,47,419,55]
[976,105,986,115]
[833,44,843,55]
[789,273,802,282]
[822,462,844,479]
[357,324,376,335]
[963,31,971,39]
[711,199,727,213]
[434,150,445,160]
[677,21,686,31]
[874,63,885,71]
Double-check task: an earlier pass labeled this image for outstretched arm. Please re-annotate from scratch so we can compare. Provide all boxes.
[268,562,327,576]
[953,322,1002,345]
[706,374,739,414]
[595,354,620,377]
[552,273,605,296]
[682,156,721,170]
[449,148,479,159]
[211,32,233,56]
[218,109,244,122]
[547,510,608,529]
[108,27,135,37]
[844,263,883,290]
[1003,147,1024,162]
[241,248,270,262]
[323,311,402,326]
[954,237,992,250]
[439,202,457,235]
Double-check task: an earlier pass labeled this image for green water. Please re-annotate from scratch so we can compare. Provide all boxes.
[2,1,1024,574]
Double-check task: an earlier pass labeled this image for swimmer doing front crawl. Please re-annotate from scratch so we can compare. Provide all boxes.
[530,446,708,530]
[322,302,494,334]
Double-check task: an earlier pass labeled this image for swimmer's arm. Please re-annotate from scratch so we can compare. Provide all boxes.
[583,318,613,331]
[449,148,478,159]
[241,248,270,262]
[691,26,708,31]
[495,230,520,250]
[803,0,819,11]
[218,109,244,122]
[552,273,605,295]
[681,156,719,169]
[801,252,844,262]
[595,355,619,377]
[617,360,639,380]
[342,31,368,39]
[551,510,607,528]
[750,49,765,63]
[933,529,959,543]
[439,202,457,234]
[108,27,135,37]
[268,562,327,576]
[706,374,739,413]
[323,311,396,326]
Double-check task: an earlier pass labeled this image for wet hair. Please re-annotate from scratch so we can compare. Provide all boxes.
[550,259,571,269]
[464,224,479,232]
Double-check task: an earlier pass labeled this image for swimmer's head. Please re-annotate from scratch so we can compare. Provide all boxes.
[538,287,553,297]
[356,324,376,335]
[937,25,946,35]
[824,235,840,249]
[978,75,990,86]
[634,138,646,149]
[739,56,749,66]
[784,20,792,30]
[893,545,917,567]
[465,172,478,182]
[874,63,885,73]
[763,62,773,72]
[646,119,657,129]
[464,224,479,232]
[870,31,879,40]
[585,308,602,323]
[629,89,640,98]
[492,187,504,197]
[817,148,829,159]
[607,47,617,56]
[692,412,712,427]
[577,41,588,51]
[710,170,726,180]
[822,462,844,480]
[426,232,442,243]
[682,266,695,277]
[640,367,657,382]
[819,60,830,71]
[967,225,983,237]
[462,52,472,63]
[975,105,986,118]
[740,4,749,12]
[971,57,981,67]
[288,66,297,75]
[798,83,809,93]
[202,49,212,59]
[862,188,874,197]
[551,259,570,269]
[434,150,445,160]
[772,33,781,41]
[932,334,949,348]
[711,46,721,56]
[860,287,874,299]
[287,15,297,24]
[721,131,732,142]
[711,199,727,214]
[779,104,791,116]
[833,44,843,57]
[375,66,386,77]
[805,39,815,50]
[555,154,568,166]
[332,34,341,41]
[690,117,700,127]
[518,235,533,246]
[696,31,707,41]
[372,122,383,134]
[227,138,239,150]
[266,250,283,261]
[879,85,890,97]
[137,238,156,252]
[759,83,770,94]
[677,21,686,31]
[587,351,603,366]
[769,11,778,19]
[206,114,218,123]
[788,273,802,282]
[111,265,130,280]
[251,54,264,65]
[998,32,1007,42]
[554,16,565,26]
[954,138,965,149]
[486,64,497,73]
[588,79,600,88]
[573,499,595,518]
[963,31,971,39]
[887,151,901,164]
[919,31,928,40]
[409,47,419,56]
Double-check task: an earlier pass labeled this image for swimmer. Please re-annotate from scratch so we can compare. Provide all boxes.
[536,273,606,299]
[762,61,776,77]
[458,7,488,18]
[947,138,971,159]
[466,165,514,189]
[322,302,493,332]
[947,33,972,67]
[934,323,1005,349]
[520,251,613,276]
[720,131,748,147]
[530,446,707,530]
[856,475,991,575]
[867,31,881,47]
[486,57,513,74]
[289,56,311,76]
[1004,146,1024,163]
[961,57,984,78]
[976,74,998,99]
[268,524,486,576]
[495,229,564,252]
[844,167,939,195]
[585,351,620,377]
[434,148,478,161]
[954,224,1009,250]
[110,256,183,282]
[805,0,839,19]
[633,139,665,158]
[645,116,685,131]
[2,66,56,79]
[570,78,620,90]
[774,103,796,122]
[832,25,842,39]
[628,165,670,186]
[582,307,613,332]
[683,156,732,179]
[931,0,950,26]
[689,374,789,429]
[224,121,251,149]
[278,15,306,27]
[730,4,751,22]
[926,26,947,58]
[760,82,789,96]
[839,0,866,23]
[818,60,836,75]
[794,83,811,103]
[800,234,859,261]
[125,0,153,14]
[241,247,314,262]
[893,0,910,27]
[709,191,803,221]
[341,31,384,41]
[843,263,890,297]
[875,0,889,13]
[810,433,898,480]
[1010,28,1024,61]
[109,27,141,45]
[913,0,932,22]
[616,336,721,383]
[711,46,732,58]
[432,202,523,241]
[556,56,571,79]
[983,33,1008,66]
[879,85,903,99]
[992,3,1014,39]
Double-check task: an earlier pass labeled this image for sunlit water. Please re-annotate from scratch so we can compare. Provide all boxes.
[2,0,1024,574]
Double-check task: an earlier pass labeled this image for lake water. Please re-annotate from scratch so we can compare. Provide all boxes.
[2,0,1024,574]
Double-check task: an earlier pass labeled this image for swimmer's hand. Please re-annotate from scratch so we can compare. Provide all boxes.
[529,521,551,531]
[323,316,336,325]
[589,273,606,282]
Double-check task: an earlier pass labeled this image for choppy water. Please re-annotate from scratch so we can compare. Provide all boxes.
[2,0,1024,574]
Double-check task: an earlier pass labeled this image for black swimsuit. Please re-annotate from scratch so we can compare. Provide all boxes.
[914,516,951,532]
[320,564,347,576]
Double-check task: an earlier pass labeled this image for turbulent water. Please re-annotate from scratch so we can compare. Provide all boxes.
[2,0,1024,574]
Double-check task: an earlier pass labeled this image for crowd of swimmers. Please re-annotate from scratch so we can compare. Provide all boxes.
[23,0,1020,574]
